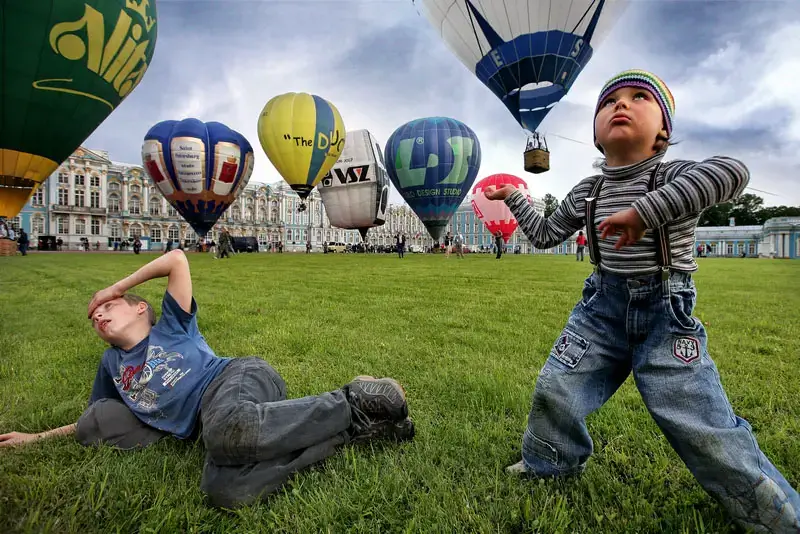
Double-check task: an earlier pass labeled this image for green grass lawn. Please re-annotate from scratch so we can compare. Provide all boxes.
[1,252,798,533]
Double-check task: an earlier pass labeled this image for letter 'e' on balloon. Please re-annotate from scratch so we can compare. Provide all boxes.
[256,92,346,205]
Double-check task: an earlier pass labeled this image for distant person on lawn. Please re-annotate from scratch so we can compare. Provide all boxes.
[483,69,799,532]
[0,249,414,508]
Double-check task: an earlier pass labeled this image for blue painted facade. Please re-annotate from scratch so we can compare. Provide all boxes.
[445,200,797,259]
[13,179,52,237]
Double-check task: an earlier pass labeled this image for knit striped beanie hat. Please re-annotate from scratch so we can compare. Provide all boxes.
[593,69,675,152]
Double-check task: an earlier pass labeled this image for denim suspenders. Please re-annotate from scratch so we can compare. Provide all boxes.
[584,163,672,280]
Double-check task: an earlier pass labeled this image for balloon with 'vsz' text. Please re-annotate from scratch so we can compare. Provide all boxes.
[384,117,481,240]
[0,0,159,217]
[141,118,254,237]
[317,129,389,241]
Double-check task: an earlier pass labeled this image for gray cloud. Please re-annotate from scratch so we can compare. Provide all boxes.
[81,0,800,207]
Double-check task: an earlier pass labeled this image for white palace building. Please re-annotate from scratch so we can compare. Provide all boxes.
[8,146,799,259]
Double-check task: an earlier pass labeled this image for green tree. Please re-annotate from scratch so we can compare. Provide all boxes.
[728,193,764,225]
[543,194,559,218]
[698,201,733,227]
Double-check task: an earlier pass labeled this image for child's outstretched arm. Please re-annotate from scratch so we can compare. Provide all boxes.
[0,424,77,448]
[484,184,585,249]
[87,249,193,318]
[631,156,750,230]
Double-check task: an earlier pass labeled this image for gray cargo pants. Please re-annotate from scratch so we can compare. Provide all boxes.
[76,357,353,509]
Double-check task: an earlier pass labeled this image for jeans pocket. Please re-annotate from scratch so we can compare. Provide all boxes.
[550,328,590,370]
[666,287,697,331]
[580,279,601,310]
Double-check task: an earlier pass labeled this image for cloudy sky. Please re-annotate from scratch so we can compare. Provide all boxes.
[85,0,800,208]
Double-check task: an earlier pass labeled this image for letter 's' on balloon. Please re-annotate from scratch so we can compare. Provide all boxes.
[317,130,389,241]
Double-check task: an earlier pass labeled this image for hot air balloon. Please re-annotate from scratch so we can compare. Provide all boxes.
[141,118,254,237]
[317,129,389,241]
[414,0,627,174]
[257,92,345,212]
[384,117,481,241]
[471,173,532,243]
[0,0,159,218]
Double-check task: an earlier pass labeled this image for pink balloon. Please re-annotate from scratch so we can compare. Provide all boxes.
[471,174,532,243]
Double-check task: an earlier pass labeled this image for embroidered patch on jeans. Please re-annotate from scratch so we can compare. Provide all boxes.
[550,330,589,369]
[554,335,571,357]
[673,337,701,364]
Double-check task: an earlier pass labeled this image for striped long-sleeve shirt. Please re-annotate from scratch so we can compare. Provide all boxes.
[504,152,750,276]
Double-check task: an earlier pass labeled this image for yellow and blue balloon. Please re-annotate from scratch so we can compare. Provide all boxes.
[257,92,345,210]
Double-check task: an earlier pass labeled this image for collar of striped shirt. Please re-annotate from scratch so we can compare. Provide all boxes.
[599,150,667,180]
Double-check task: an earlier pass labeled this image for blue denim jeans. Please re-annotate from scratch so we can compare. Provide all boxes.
[522,270,799,532]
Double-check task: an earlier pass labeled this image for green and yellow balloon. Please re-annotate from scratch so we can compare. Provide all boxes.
[0,0,158,217]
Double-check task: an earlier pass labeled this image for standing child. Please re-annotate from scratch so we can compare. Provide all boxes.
[484,69,799,532]
[0,249,414,509]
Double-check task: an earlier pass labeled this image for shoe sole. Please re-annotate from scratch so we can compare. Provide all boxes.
[353,375,408,419]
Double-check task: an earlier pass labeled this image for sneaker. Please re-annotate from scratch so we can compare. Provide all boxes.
[344,376,408,421]
[506,460,532,475]
[350,417,415,444]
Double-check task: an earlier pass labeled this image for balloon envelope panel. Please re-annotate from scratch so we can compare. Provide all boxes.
[384,117,481,241]
[318,129,389,236]
[471,173,532,243]
[415,0,626,133]
[1,0,159,217]
[257,92,345,200]
[142,118,254,237]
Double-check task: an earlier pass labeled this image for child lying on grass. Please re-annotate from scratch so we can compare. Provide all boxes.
[0,249,414,509]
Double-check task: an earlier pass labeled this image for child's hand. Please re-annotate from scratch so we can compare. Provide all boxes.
[0,431,40,448]
[483,184,517,201]
[599,208,646,249]
[88,284,125,318]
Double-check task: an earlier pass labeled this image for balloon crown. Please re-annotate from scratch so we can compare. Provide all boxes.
[125,0,156,32]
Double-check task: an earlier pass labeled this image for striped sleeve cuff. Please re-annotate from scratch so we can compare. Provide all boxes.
[632,196,665,229]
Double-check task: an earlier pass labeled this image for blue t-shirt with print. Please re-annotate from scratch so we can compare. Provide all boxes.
[89,291,231,439]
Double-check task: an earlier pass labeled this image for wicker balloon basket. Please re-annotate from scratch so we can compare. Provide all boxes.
[0,239,18,256]
[524,148,550,174]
